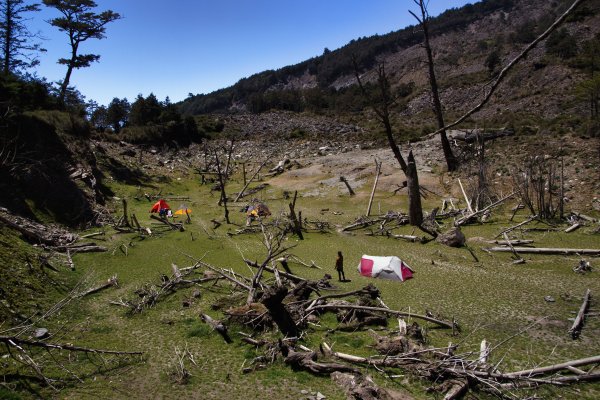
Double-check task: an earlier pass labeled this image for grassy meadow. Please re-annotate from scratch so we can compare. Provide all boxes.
[5,165,600,400]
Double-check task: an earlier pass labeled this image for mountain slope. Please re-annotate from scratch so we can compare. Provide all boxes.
[180,0,600,133]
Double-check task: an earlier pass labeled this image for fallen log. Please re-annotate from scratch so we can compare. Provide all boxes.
[495,214,538,238]
[150,215,184,231]
[54,244,107,253]
[339,176,355,196]
[502,232,523,263]
[565,223,581,233]
[572,212,598,223]
[504,354,600,379]
[0,212,77,246]
[366,231,421,242]
[78,275,119,298]
[450,129,514,143]
[569,289,591,339]
[455,192,515,226]
[79,231,105,239]
[283,348,359,375]
[444,379,469,400]
[486,239,534,246]
[200,313,232,343]
[487,247,600,256]
[305,304,455,330]
[331,371,410,400]
[0,336,142,355]
[245,259,307,284]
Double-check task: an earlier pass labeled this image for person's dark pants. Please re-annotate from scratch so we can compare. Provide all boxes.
[337,269,345,281]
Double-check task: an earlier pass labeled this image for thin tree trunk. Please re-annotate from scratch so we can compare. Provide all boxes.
[411,0,458,171]
[406,151,423,226]
[3,1,12,75]
[214,150,230,224]
[366,160,382,216]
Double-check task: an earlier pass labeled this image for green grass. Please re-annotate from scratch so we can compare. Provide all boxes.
[3,168,600,399]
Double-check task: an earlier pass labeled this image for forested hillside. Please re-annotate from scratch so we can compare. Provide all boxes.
[180,0,600,137]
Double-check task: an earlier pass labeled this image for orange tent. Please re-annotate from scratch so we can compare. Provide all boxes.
[150,199,171,213]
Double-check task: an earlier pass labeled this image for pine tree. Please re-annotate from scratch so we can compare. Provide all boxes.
[0,0,44,75]
[43,0,120,103]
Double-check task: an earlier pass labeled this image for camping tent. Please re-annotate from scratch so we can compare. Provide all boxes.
[357,255,413,282]
[174,204,192,216]
[246,203,271,217]
[150,199,171,213]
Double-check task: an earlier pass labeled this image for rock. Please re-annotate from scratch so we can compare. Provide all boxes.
[120,148,136,157]
[34,328,49,339]
[544,296,555,302]
[436,227,465,247]
[316,392,326,400]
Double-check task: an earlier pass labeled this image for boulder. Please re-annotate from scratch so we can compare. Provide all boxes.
[436,227,465,247]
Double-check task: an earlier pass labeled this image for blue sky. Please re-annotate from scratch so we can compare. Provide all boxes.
[29,1,472,106]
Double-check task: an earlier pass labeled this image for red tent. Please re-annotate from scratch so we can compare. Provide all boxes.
[150,199,171,213]
[358,255,413,282]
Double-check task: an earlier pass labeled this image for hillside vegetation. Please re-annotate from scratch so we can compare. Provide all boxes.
[180,0,600,138]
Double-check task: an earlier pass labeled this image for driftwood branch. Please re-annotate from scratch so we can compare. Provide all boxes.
[0,336,143,355]
[487,247,600,256]
[305,303,455,329]
[233,159,268,202]
[366,159,382,217]
[569,289,591,339]
[339,176,355,196]
[200,313,232,343]
[150,215,184,231]
[454,192,515,226]
[78,275,119,298]
[495,214,539,238]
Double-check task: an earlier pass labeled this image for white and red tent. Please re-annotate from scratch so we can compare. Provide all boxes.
[357,255,413,282]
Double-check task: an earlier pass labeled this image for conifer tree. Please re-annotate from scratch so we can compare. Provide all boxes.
[0,0,44,75]
[43,0,120,103]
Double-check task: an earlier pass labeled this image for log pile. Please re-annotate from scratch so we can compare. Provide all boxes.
[0,207,78,246]
[104,222,600,399]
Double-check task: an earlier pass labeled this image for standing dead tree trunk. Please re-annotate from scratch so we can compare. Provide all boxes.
[353,59,423,226]
[233,158,268,202]
[339,176,355,196]
[410,0,458,172]
[213,149,230,224]
[261,285,299,338]
[288,191,304,240]
[366,159,382,217]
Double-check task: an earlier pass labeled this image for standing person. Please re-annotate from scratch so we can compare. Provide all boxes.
[335,251,346,282]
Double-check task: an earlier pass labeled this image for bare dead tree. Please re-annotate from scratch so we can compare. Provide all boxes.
[353,58,423,226]
[213,148,230,224]
[513,156,561,220]
[246,223,295,304]
[410,0,458,172]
